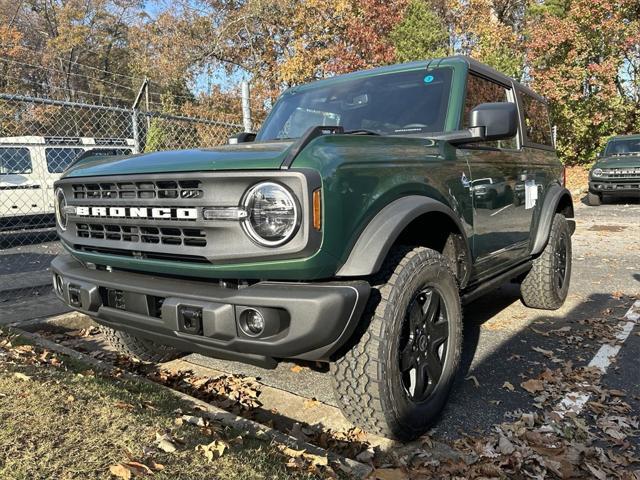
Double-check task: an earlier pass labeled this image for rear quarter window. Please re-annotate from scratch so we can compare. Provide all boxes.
[0,148,32,175]
[521,94,553,147]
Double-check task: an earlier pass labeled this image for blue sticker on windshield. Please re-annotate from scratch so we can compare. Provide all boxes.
[423,75,434,84]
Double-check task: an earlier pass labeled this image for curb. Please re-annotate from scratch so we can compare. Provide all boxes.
[4,324,373,479]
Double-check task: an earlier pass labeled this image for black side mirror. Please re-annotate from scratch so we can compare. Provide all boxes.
[228,132,256,144]
[469,102,518,142]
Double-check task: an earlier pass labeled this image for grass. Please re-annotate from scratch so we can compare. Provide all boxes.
[0,335,320,480]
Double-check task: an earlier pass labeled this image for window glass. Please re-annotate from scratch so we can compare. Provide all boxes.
[463,74,517,149]
[604,138,640,155]
[521,94,553,146]
[0,148,32,175]
[46,148,84,173]
[258,68,453,140]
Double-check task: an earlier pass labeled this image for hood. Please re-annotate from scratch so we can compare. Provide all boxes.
[593,154,640,170]
[63,141,295,178]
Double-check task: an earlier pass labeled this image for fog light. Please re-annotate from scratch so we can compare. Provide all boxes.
[241,309,265,337]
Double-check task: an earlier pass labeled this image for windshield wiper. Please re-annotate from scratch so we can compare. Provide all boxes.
[343,129,381,136]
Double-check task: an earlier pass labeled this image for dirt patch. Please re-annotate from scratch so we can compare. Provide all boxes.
[588,225,627,232]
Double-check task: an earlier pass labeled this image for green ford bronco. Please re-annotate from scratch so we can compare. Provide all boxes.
[588,134,640,206]
[52,56,574,440]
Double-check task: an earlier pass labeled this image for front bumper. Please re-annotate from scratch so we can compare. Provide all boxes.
[51,255,370,368]
[589,179,640,195]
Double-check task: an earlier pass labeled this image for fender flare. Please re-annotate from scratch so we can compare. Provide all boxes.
[530,185,575,255]
[336,195,472,284]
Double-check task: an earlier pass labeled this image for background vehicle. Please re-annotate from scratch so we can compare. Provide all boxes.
[588,134,640,206]
[0,136,134,231]
[50,57,574,440]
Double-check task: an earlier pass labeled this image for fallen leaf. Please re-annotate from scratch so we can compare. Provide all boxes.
[155,433,177,453]
[125,461,153,475]
[109,464,132,480]
[521,379,545,394]
[465,375,480,387]
[498,435,515,454]
[502,381,515,392]
[13,372,31,381]
[290,365,304,373]
[373,468,409,480]
[197,440,228,462]
[181,415,206,427]
[532,346,555,357]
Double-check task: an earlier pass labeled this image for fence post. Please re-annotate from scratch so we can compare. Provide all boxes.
[241,81,252,133]
[132,109,141,154]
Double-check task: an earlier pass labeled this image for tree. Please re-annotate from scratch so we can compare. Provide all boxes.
[526,0,640,164]
[390,0,450,62]
[447,0,524,79]
[328,0,408,74]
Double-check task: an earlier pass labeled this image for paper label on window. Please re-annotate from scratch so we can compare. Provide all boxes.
[525,180,538,209]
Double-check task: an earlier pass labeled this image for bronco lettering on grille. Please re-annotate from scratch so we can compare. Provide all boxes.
[75,206,198,220]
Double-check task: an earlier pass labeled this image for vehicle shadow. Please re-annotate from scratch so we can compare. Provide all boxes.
[579,193,640,206]
[431,291,631,440]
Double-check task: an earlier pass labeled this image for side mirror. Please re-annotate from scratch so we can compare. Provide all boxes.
[469,102,518,142]
[228,132,256,144]
[435,102,518,146]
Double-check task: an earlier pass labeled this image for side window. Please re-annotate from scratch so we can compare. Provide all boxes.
[0,148,32,175]
[521,94,553,146]
[46,148,84,173]
[463,74,518,149]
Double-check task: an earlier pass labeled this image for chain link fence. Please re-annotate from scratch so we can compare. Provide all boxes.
[0,93,244,305]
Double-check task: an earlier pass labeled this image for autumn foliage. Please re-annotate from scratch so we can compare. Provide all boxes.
[0,0,639,165]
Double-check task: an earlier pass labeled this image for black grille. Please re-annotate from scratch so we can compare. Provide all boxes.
[76,223,207,247]
[74,244,210,263]
[72,180,203,200]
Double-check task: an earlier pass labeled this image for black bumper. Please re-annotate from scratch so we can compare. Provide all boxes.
[589,180,640,196]
[51,255,370,368]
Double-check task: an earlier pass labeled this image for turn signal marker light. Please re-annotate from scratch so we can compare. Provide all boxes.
[312,189,322,231]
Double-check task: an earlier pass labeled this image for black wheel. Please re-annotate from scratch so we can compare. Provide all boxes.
[330,246,462,440]
[587,191,601,206]
[521,214,572,310]
[99,326,182,363]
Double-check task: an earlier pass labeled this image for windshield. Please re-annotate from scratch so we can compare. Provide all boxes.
[605,138,640,156]
[257,68,453,141]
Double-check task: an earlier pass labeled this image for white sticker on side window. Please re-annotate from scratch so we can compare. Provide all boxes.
[525,180,538,209]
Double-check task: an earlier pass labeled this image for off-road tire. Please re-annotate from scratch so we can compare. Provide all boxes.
[100,326,182,363]
[521,214,572,310]
[330,246,462,440]
[587,191,601,206]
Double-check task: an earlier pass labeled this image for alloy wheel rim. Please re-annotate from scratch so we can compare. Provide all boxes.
[554,233,568,291]
[399,287,449,402]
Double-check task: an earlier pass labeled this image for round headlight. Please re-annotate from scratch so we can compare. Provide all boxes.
[54,188,68,231]
[592,168,603,178]
[242,182,299,247]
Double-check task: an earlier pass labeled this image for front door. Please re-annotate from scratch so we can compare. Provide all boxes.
[460,73,534,277]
